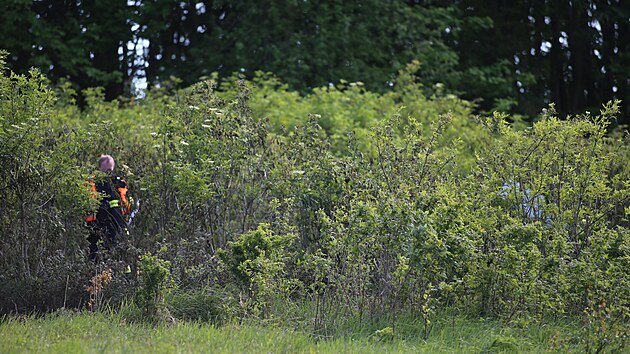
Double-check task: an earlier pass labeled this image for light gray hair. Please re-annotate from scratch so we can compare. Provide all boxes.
[97,154,115,173]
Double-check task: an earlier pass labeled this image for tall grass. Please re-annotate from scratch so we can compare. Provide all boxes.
[1,309,585,353]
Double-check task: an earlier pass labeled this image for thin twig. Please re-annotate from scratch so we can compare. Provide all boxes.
[63,274,69,308]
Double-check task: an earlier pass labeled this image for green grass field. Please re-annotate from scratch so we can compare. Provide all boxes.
[1,310,590,353]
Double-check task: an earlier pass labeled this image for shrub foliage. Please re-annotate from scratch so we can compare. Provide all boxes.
[1,51,628,349]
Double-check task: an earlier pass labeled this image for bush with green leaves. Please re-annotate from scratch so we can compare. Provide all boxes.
[451,104,630,352]
[465,103,629,316]
[0,51,99,311]
[218,223,298,317]
[135,252,174,318]
[303,113,473,330]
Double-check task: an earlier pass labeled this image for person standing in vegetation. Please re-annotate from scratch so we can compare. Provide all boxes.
[85,155,132,260]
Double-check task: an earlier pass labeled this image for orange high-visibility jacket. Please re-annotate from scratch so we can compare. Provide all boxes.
[85,174,131,226]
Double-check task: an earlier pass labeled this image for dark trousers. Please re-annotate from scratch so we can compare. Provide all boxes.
[87,219,120,260]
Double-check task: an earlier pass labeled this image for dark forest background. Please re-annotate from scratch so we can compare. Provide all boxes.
[1,0,629,124]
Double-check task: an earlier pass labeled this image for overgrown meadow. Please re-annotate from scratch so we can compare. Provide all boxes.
[1,53,629,352]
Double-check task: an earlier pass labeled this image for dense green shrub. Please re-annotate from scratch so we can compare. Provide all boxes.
[218,223,298,317]
[135,252,173,317]
[0,52,96,311]
[0,50,628,352]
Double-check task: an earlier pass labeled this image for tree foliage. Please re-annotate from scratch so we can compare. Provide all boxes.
[455,0,630,121]
[0,0,133,101]
[3,1,628,123]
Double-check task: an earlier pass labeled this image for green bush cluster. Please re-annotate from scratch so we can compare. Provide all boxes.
[1,51,628,350]
[135,252,173,318]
